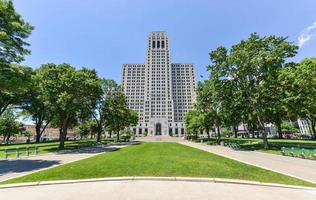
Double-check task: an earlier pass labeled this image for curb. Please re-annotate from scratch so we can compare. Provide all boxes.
[0,176,315,191]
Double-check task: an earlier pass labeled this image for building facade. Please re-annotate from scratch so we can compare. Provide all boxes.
[122,32,196,136]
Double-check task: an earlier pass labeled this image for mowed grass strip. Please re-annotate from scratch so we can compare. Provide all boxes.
[2,142,315,187]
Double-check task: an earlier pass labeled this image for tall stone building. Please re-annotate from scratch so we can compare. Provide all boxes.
[122,31,196,136]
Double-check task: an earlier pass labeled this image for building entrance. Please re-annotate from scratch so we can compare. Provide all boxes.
[155,123,162,135]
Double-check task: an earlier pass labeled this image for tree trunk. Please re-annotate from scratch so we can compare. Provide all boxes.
[216,125,221,144]
[250,126,255,138]
[257,116,269,149]
[262,131,269,149]
[275,120,282,139]
[311,118,316,140]
[109,131,112,138]
[96,123,102,143]
[35,124,41,143]
[233,126,238,138]
[206,129,210,141]
[5,133,10,144]
[59,118,69,149]
[116,129,120,142]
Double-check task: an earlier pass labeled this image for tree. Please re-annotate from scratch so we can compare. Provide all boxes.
[0,0,34,118]
[0,107,22,144]
[91,79,119,143]
[195,80,223,143]
[0,0,33,63]
[37,63,102,148]
[102,88,138,142]
[184,109,203,140]
[207,33,298,148]
[75,120,99,139]
[281,58,316,139]
[20,69,52,142]
[0,64,32,116]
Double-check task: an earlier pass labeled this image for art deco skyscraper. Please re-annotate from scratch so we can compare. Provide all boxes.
[122,32,196,136]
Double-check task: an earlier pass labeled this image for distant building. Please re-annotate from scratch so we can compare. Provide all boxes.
[24,125,75,141]
[298,119,311,135]
[122,32,196,136]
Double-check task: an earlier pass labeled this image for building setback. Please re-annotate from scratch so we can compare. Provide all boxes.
[122,31,196,136]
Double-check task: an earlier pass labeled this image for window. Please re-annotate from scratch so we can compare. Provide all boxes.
[152,41,156,48]
[157,41,160,48]
[162,41,165,48]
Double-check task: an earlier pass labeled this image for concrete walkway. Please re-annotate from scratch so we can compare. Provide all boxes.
[137,136,184,142]
[0,145,127,182]
[180,141,316,183]
[0,178,315,200]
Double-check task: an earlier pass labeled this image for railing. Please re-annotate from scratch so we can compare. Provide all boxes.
[2,146,39,160]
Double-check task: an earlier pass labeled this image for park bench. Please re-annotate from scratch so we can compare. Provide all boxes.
[2,146,39,160]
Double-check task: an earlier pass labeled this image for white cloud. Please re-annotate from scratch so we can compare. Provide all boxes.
[298,21,316,48]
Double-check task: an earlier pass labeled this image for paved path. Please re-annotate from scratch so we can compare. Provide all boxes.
[0,145,126,182]
[0,179,315,200]
[137,136,185,142]
[180,141,316,183]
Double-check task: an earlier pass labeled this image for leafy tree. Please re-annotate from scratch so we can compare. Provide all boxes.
[91,79,119,143]
[0,64,32,116]
[37,63,102,148]
[281,58,316,139]
[195,80,222,143]
[281,121,300,135]
[76,120,99,139]
[121,128,133,141]
[185,109,203,140]
[20,69,52,142]
[0,0,33,63]
[102,88,138,142]
[0,107,22,144]
[207,33,297,148]
[0,0,33,117]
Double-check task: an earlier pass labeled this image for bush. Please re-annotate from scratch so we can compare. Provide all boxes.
[222,130,233,137]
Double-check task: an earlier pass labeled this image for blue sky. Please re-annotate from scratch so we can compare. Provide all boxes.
[14,0,316,82]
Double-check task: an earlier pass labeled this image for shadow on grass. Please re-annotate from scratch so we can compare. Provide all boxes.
[56,146,122,154]
[0,159,60,175]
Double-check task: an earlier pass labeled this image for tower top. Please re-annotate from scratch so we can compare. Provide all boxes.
[149,31,168,36]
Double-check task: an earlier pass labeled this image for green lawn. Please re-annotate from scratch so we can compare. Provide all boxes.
[0,139,112,158]
[2,142,315,187]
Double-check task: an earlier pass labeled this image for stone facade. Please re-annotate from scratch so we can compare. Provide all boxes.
[122,32,196,136]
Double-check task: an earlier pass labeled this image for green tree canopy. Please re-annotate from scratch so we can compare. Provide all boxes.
[37,63,102,148]
[0,64,32,116]
[0,0,33,63]
[280,58,316,139]
[102,88,138,141]
[197,33,298,147]
[0,107,22,144]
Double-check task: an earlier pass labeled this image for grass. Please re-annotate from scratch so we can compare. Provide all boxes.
[0,139,113,159]
[2,142,315,187]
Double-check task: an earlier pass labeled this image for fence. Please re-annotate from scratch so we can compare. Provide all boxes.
[2,146,39,160]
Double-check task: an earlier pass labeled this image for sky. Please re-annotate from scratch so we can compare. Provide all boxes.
[13,0,316,83]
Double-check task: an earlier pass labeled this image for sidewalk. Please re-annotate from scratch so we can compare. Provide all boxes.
[0,145,126,182]
[0,178,315,200]
[180,141,316,184]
